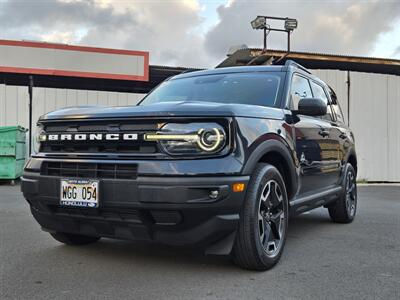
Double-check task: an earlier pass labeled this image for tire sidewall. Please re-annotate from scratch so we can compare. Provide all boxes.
[246,164,289,265]
[342,163,357,221]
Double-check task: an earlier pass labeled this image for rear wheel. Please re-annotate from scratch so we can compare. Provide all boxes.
[328,163,357,223]
[50,232,100,245]
[232,163,289,270]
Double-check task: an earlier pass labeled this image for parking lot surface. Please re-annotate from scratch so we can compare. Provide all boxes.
[1,184,399,300]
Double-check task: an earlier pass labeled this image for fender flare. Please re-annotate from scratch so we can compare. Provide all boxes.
[242,139,298,198]
[343,147,358,176]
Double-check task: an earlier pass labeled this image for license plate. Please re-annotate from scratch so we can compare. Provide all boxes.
[60,179,99,208]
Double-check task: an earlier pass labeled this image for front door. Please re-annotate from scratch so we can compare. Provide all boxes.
[290,74,341,195]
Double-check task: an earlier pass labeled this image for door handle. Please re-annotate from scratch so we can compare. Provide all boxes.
[318,129,329,137]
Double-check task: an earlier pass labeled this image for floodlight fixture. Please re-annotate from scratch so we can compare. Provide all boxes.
[284,18,298,31]
[250,15,298,53]
[251,16,267,30]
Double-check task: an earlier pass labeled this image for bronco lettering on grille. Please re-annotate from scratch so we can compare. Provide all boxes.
[45,133,139,141]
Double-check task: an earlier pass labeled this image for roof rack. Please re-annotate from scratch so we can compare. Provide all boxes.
[284,60,311,74]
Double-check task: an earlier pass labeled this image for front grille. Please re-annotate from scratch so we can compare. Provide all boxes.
[41,161,138,179]
[40,120,160,156]
[40,142,158,154]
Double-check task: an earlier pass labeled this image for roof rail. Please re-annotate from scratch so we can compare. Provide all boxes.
[284,60,311,74]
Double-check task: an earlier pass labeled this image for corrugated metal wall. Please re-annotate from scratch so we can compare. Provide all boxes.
[349,73,400,182]
[0,85,144,129]
[0,70,399,182]
[30,87,144,127]
[313,69,349,124]
[313,70,400,182]
[0,85,30,128]
[0,84,144,162]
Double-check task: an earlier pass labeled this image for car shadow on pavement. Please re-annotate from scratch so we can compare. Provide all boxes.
[44,209,335,271]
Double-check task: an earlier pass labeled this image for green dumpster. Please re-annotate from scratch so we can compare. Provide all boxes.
[0,126,27,180]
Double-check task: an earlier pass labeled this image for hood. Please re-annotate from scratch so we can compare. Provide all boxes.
[39,101,285,121]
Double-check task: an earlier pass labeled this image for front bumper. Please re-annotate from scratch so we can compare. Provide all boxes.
[22,170,249,253]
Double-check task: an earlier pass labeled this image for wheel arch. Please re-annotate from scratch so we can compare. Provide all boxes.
[242,139,298,200]
[347,151,358,176]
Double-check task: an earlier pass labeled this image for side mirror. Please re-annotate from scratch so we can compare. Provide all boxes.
[296,97,327,116]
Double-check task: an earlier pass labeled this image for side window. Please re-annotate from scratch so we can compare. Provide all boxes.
[310,81,334,121]
[329,89,345,124]
[290,74,312,110]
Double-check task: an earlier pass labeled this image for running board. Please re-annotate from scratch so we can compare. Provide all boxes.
[289,186,343,215]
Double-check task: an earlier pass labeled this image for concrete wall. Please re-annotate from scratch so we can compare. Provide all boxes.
[1,69,399,182]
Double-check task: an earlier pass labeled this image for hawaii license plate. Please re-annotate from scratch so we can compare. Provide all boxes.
[60,179,99,208]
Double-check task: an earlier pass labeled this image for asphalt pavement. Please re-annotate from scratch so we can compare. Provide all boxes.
[1,184,399,300]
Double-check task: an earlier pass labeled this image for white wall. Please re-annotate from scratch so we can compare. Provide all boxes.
[0,85,144,128]
[387,76,400,182]
[0,85,30,128]
[311,69,400,182]
[0,84,144,158]
[349,72,400,182]
[30,87,144,127]
[313,69,349,124]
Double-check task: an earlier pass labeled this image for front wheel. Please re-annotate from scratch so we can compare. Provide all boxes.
[232,163,289,271]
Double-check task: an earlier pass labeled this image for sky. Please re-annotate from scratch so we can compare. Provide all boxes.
[0,0,399,68]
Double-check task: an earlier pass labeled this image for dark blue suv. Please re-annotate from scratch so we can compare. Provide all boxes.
[22,60,357,270]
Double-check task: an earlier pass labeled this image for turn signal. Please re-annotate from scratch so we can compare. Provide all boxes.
[232,183,245,193]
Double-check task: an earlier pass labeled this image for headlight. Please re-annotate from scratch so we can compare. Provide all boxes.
[33,124,46,154]
[144,122,227,156]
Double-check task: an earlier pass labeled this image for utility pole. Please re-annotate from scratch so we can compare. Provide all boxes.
[28,75,34,156]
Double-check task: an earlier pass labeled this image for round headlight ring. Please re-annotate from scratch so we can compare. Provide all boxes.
[197,128,224,152]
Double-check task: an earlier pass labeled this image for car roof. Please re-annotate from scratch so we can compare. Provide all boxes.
[172,65,286,80]
[170,62,329,89]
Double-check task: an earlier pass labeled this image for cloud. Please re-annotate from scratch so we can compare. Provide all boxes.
[0,0,209,67]
[205,0,400,62]
[394,45,400,56]
[0,0,399,68]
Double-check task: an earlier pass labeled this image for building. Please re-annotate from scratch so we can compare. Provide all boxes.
[0,41,399,182]
[218,48,400,182]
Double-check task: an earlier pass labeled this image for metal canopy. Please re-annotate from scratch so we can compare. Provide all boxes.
[0,64,200,155]
[217,48,400,76]
[0,65,199,94]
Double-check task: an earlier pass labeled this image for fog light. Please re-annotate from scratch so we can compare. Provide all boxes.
[209,190,219,199]
[232,183,245,192]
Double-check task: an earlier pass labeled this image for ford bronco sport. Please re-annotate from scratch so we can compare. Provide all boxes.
[21,60,357,270]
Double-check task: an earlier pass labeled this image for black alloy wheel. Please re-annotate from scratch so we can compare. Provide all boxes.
[258,180,286,257]
[328,163,357,223]
[233,163,289,270]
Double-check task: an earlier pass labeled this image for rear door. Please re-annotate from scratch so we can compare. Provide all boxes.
[309,80,342,186]
[290,74,340,195]
[327,87,352,180]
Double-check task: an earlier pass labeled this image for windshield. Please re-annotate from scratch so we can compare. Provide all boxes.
[139,72,283,107]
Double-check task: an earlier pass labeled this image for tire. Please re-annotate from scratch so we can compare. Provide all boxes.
[232,163,289,271]
[50,232,100,245]
[328,163,357,223]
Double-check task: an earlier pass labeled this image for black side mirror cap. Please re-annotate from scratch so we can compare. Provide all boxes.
[294,97,327,116]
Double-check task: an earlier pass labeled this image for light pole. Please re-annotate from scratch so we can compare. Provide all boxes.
[250,16,298,53]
